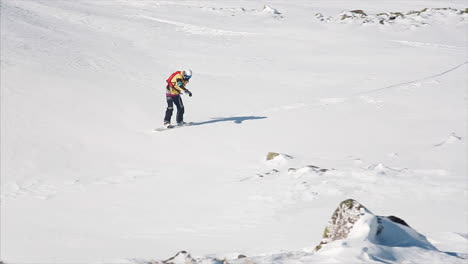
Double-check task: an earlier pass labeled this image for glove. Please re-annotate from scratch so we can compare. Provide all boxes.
[186,90,192,97]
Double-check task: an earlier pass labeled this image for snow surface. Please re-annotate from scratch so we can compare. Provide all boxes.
[1,0,467,263]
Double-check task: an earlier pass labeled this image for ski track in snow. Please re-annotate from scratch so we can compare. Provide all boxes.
[433,133,463,147]
[391,40,466,50]
[354,61,468,95]
[1,179,58,200]
[246,61,465,117]
[134,14,253,36]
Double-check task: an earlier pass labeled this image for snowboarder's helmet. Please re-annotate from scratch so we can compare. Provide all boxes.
[183,69,192,80]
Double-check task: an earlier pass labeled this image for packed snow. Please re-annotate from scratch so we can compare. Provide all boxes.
[1,0,467,263]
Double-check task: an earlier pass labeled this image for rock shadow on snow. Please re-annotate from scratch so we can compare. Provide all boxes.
[191,116,267,126]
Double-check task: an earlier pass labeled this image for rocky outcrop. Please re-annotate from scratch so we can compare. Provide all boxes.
[315,7,468,26]
[314,199,367,251]
[340,10,367,20]
[266,152,280,160]
[163,251,197,264]
[288,165,328,176]
[261,5,281,15]
[314,199,432,252]
[146,251,228,264]
[266,152,293,161]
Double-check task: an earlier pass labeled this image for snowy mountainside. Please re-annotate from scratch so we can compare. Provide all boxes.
[1,0,467,263]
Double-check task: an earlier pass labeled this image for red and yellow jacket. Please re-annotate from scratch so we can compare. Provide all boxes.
[166,71,189,97]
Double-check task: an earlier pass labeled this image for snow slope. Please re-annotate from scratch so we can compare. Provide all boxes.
[1,0,467,263]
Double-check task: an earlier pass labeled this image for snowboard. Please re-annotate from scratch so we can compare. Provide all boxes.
[154,122,194,132]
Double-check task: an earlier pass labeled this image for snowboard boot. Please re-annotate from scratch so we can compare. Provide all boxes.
[163,121,172,128]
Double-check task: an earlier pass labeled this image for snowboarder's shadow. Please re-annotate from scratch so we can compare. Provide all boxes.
[191,116,267,126]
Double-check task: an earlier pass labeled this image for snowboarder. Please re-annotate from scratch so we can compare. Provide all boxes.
[163,69,193,128]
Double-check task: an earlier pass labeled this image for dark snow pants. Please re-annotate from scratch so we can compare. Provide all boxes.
[164,95,184,123]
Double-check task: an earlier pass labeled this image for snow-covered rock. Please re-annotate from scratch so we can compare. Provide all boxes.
[260,5,281,15]
[288,165,328,177]
[316,7,468,26]
[163,251,197,264]
[314,199,436,251]
[132,251,227,264]
[315,199,367,251]
[265,152,293,162]
[312,199,466,263]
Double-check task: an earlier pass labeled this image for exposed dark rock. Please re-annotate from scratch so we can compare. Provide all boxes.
[305,165,328,175]
[258,169,280,178]
[161,251,230,264]
[389,12,405,19]
[340,14,352,20]
[407,8,428,15]
[350,10,367,16]
[376,216,384,235]
[288,165,329,176]
[434,7,459,12]
[265,169,279,175]
[237,254,247,259]
[163,251,196,264]
[315,13,331,22]
[387,215,410,227]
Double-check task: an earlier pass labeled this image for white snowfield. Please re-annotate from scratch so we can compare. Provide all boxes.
[1,0,467,263]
